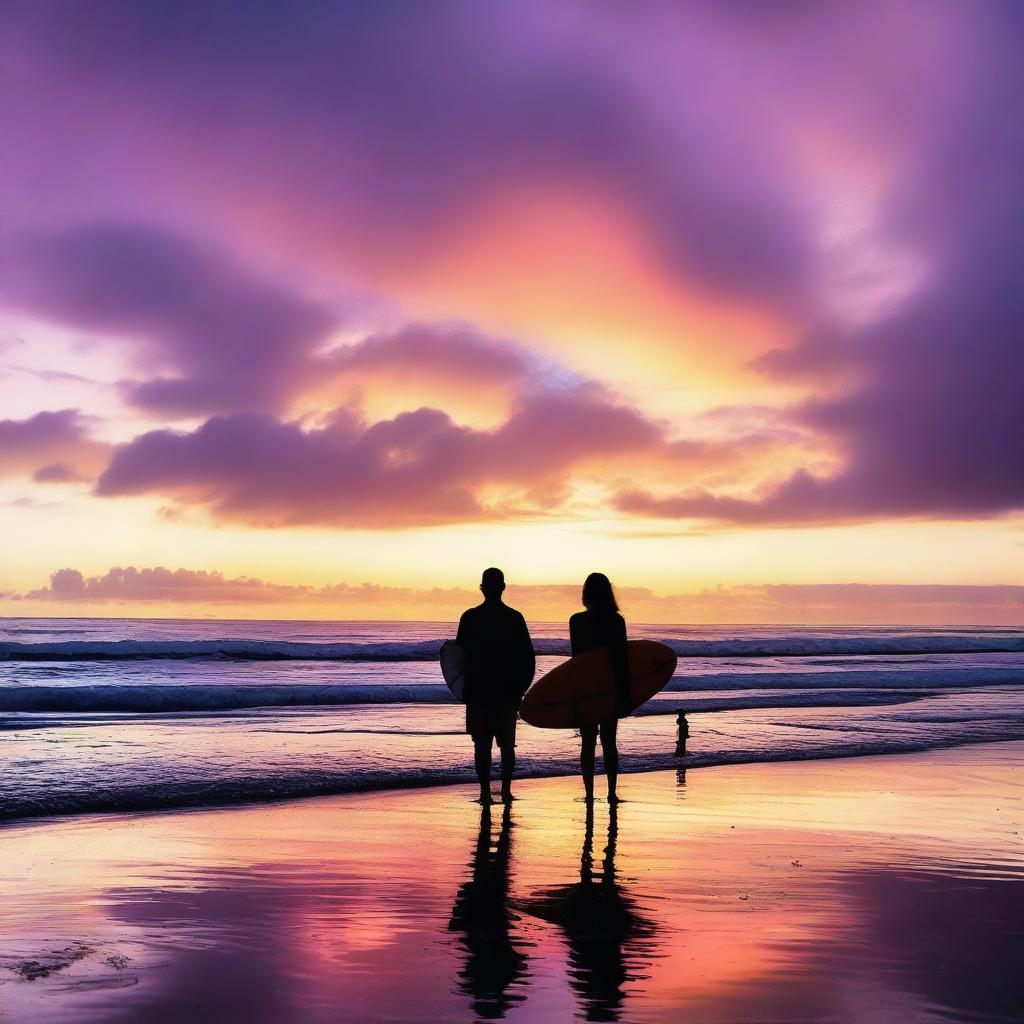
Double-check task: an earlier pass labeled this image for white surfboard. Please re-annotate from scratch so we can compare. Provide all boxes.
[440,639,467,702]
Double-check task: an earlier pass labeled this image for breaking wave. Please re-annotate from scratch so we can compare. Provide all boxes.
[4,631,1024,662]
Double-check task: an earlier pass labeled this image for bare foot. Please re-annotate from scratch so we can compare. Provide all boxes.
[475,792,494,806]
[501,790,516,803]
[607,794,623,805]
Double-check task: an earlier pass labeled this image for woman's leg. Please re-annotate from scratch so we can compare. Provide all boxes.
[600,718,619,802]
[580,725,598,802]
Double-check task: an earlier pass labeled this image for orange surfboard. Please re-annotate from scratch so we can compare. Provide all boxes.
[520,640,677,729]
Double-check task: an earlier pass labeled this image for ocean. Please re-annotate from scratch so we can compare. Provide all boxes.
[2,617,1023,821]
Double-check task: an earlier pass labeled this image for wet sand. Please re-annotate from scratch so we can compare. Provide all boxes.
[1,742,1021,1023]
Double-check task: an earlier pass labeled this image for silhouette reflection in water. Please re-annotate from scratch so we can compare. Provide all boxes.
[448,804,530,1019]
[522,805,658,1022]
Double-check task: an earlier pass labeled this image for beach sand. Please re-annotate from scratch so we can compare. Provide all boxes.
[1,742,1021,1023]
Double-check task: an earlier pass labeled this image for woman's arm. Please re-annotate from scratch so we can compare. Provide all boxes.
[569,613,583,658]
[610,615,631,715]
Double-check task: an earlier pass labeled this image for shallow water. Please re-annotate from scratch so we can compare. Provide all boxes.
[2,618,1023,819]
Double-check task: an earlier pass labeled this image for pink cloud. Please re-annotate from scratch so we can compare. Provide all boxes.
[18,567,1024,625]
[0,409,108,481]
[3,1,1022,532]
[95,386,667,527]
[326,323,535,389]
[27,567,312,604]
[4,224,337,418]
[33,462,84,483]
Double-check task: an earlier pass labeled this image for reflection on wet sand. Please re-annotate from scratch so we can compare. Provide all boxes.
[521,805,658,1021]
[1,745,1022,1023]
[448,805,530,1019]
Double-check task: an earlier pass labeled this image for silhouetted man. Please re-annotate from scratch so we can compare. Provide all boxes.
[456,568,534,805]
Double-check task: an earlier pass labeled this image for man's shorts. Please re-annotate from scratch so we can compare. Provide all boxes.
[466,702,518,749]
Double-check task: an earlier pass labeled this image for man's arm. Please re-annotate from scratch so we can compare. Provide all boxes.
[517,612,535,697]
[455,610,471,647]
[455,611,476,702]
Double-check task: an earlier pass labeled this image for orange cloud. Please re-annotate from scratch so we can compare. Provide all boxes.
[383,185,798,411]
[304,322,538,428]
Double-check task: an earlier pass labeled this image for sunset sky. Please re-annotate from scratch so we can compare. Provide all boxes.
[1,1,1022,623]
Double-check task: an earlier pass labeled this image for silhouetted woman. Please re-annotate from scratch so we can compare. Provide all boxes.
[570,573,630,803]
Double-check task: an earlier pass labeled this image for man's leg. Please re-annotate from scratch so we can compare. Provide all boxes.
[467,704,493,804]
[498,705,517,802]
[473,735,493,804]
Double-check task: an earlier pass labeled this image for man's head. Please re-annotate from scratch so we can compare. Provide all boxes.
[480,567,506,601]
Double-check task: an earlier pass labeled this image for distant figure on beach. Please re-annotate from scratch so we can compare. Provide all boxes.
[675,710,689,757]
[456,568,535,805]
[570,573,630,804]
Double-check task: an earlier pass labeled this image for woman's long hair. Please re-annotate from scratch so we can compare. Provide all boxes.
[582,572,619,614]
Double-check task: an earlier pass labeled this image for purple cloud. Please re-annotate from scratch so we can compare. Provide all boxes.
[1,2,819,309]
[4,224,336,417]
[27,566,311,603]
[22,566,479,611]
[616,5,1024,526]
[0,410,107,481]
[96,387,664,527]
[20,568,1024,626]
[33,462,83,483]
[622,214,1024,526]
[327,323,534,388]
[2,1,1023,531]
